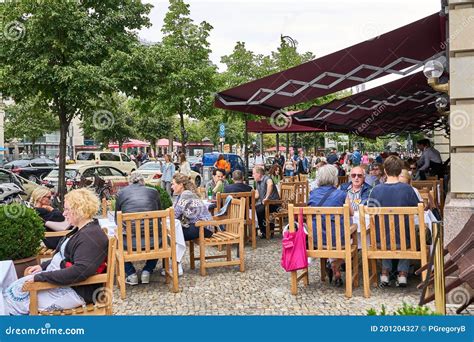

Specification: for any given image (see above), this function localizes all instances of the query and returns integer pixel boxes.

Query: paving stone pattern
[114,238,452,316]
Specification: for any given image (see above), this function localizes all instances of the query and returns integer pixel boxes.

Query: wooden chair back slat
[335,214,342,251]
[398,214,407,251]
[135,219,142,253]
[379,215,387,251]
[389,214,396,251]
[316,214,323,250]
[307,214,314,249]
[338,175,348,185]
[369,216,376,251]
[144,219,151,253]
[325,214,333,250]
[126,221,133,254]
[409,214,416,251]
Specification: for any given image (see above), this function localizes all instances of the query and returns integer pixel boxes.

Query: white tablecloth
[0,260,18,315]
[98,217,186,263]
[352,209,438,249]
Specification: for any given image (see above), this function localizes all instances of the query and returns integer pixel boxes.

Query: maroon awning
[246,118,324,133]
[292,71,445,138]
[215,13,445,117]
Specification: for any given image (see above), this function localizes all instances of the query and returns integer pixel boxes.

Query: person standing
[351,147,362,166]
[254,150,265,168]
[284,154,295,176]
[160,154,175,196]
[295,150,309,175]
[327,149,338,165]
[179,153,191,176]
[416,139,443,179]
[253,167,280,239]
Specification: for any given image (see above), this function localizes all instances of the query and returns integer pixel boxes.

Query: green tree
[1,0,152,203]
[159,0,216,153]
[4,97,58,156]
[81,93,137,151]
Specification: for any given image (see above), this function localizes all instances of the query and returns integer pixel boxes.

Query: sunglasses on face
[351,174,364,179]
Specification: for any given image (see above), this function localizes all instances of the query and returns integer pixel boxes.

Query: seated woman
[308,165,350,287]
[30,187,71,249]
[172,173,213,242]
[4,188,108,315]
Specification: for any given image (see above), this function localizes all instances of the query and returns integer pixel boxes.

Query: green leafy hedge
[146,184,173,209]
[367,303,438,316]
[0,204,45,260]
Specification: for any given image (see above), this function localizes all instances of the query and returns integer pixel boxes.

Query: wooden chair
[217,190,256,249]
[101,197,113,218]
[412,179,444,214]
[115,209,179,299]
[190,197,246,276]
[418,188,435,210]
[264,183,295,239]
[283,176,296,183]
[36,231,69,263]
[293,181,309,206]
[359,203,428,298]
[338,175,348,186]
[287,203,359,298]
[198,187,206,199]
[25,233,116,315]
[298,174,308,182]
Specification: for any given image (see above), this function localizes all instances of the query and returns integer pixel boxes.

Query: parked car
[0,168,40,200]
[202,152,246,183]
[75,151,136,175]
[138,160,202,187]
[43,164,129,195]
[187,156,203,174]
[3,158,57,183]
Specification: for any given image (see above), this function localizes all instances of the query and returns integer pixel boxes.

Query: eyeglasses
[350,174,364,179]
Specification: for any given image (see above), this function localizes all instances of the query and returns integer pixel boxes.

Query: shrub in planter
[0,204,45,261]
[145,184,173,209]
[367,303,438,316]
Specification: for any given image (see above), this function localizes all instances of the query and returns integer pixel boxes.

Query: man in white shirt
[254,150,265,167]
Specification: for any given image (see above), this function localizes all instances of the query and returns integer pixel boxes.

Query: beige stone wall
[448,0,474,196]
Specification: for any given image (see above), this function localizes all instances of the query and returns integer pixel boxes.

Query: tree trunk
[31,138,36,157]
[276,133,279,155]
[58,112,69,210]
[179,112,187,155]
[286,133,290,157]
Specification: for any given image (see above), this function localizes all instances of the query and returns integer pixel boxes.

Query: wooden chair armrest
[195,218,243,227]
[264,199,282,206]
[350,224,358,235]
[44,231,69,238]
[23,274,108,292]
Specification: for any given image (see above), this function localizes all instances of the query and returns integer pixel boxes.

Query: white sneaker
[397,275,407,287]
[125,273,138,285]
[160,263,183,276]
[141,270,151,284]
[380,274,390,286]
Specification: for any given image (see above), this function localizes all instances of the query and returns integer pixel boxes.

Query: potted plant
[145,184,173,209]
[0,204,45,277]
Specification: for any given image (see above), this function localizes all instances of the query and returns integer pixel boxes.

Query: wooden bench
[25,232,116,315]
[115,209,179,299]
[191,197,246,276]
[287,203,359,298]
[359,203,428,298]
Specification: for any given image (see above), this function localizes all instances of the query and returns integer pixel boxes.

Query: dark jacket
[224,182,252,193]
[34,220,108,304]
[115,183,162,239]
[339,182,372,206]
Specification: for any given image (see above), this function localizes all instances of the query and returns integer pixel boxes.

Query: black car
[3,158,57,183]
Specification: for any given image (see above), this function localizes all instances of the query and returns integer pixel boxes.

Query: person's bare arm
[45,220,70,231]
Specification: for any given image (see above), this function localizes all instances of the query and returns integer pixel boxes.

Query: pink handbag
[281,208,308,272]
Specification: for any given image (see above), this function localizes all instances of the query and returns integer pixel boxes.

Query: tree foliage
[0,0,153,203]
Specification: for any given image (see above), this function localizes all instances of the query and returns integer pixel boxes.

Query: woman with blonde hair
[4,188,108,315]
[30,187,70,249]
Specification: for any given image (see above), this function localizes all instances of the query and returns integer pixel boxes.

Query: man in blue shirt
[367,156,420,287]
[224,170,252,193]
[326,149,338,165]
[351,147,362,166]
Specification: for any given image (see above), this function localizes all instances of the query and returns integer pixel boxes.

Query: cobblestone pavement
[113,238,468,316]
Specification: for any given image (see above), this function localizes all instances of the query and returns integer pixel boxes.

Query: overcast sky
[139,0,442,72]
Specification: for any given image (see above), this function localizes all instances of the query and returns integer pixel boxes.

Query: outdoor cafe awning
[292,72,446,138]
[108,139,150,149]
[214,13,445,118]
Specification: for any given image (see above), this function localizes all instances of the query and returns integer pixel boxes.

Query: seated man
[224,170,252,193]
[115,172,161,286]
[205,168,227,200]
[253,167,280,239]
[339,166,372,212]
[367,156,420,287]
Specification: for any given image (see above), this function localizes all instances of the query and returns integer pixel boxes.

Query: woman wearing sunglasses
[30,187,71,249]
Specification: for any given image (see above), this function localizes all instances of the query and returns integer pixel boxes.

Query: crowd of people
[2,139,445,315]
